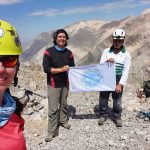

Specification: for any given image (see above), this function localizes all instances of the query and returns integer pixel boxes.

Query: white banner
[68,63,116,92]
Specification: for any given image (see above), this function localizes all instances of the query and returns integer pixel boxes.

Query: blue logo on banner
[82,69,103,88]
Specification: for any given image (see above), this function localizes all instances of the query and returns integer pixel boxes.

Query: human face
[0,56,17,92]
[56,33,67,48]
[113,39,124,50]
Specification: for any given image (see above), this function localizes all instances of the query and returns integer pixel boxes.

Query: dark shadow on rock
[71,114,98,119]
[67,105,76,119]
[68,104,117,121]
[94,104,99,117]
[67,105,99,119]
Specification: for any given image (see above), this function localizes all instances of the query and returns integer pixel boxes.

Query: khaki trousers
[47,85,69,134]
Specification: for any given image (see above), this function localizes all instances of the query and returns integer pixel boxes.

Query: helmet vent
[0,28,4,38]
[15,37,21,47]
[7,30,15,36]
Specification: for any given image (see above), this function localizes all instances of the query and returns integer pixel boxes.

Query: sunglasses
[0,56,18,67]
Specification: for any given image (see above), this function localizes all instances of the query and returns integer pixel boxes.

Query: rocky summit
[9,63,150,150]
[12,8,150,150]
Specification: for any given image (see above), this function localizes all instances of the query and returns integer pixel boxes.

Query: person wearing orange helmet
[0,20,26,150]
[98,29,131,127]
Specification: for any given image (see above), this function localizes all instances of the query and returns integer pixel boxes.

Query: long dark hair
[53,29,69,47]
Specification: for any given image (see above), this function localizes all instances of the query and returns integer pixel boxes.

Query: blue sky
[0,0,150,46]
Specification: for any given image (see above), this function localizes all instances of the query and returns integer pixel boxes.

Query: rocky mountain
[21,9,150,85]
[10,63,150,150]
[21,31,54,61]
[21,20,107,63]
[11,9,150,149]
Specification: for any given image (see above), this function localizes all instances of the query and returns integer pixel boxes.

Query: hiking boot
[98,117,107,125]
[61,123,71,129]
[45,132,59,142]
[114,118,123,127]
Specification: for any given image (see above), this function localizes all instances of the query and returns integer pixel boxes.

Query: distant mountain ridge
[21,9,150,85]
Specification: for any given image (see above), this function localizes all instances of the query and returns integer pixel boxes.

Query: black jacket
[43,46,75,88]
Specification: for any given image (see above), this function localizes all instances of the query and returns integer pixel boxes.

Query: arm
[69,52,75,67]
[42,50,70,74]
[51,65,69,74]
[115,52,131,93]
[100,49,107,64]
[119,52,131,86]
[42,50,52,74]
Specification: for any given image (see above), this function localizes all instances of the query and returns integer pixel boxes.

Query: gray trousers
[47,85,69,134]
[99,91,123,118]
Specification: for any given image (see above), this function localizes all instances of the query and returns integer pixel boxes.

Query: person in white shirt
[98,29,131,127]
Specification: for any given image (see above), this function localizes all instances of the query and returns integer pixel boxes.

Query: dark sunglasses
[0,56,18,67]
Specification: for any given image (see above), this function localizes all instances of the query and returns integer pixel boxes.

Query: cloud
[140,0,150,4]
[0,0,22,5]
[29,8,60,17]
[29,0,148,17]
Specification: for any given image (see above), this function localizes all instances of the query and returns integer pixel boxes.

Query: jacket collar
[109,45,126,53]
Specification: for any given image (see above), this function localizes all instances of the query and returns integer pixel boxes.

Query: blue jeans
[99,91,123,118]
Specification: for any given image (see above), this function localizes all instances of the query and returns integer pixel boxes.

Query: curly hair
[53,29,69,47]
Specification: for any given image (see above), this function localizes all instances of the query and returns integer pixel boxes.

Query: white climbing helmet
[112,29,125,39]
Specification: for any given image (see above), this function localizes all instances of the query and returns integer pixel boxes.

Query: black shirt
[43,46,75,88]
